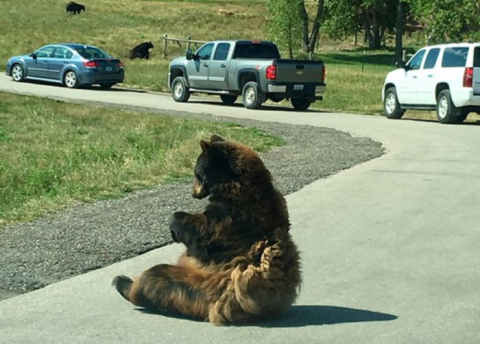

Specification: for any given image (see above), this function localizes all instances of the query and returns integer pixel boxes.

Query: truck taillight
[322,65,326,82]
[266,65,276,80]
[463,67,473,87]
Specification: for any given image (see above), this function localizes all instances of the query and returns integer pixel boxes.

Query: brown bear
[128,41,154,60]
[66,1,85,14]
[112,135,301,324]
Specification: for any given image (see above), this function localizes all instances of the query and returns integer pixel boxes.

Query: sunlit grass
[0,92,283,225]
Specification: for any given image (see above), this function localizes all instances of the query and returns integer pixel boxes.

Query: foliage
[265,0,303,58]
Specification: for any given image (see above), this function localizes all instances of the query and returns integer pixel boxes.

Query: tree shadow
[136,304,397,327]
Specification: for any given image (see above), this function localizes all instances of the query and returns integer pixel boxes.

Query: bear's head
[192,135,271,199]
[146,41,154,49]
[80,4,85,11]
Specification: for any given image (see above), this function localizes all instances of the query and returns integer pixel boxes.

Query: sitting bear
[66,1,85,14]
[129,41,154,60]
[113,135,301,324]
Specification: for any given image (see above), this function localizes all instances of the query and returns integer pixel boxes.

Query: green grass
[0,92,283,226]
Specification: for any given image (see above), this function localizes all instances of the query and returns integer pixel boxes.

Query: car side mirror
[395,61,406,69]
[30,53,37,59]
[186,49,193,60]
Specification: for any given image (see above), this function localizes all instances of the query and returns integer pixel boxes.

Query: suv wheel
[242,81,264,109]
[383,87,405,119]
[171,76,191,102]
[437,89,461,124]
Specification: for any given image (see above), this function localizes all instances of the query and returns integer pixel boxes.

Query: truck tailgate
[273,59,324,83]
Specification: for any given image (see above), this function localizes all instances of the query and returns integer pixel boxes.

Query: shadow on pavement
[135,304,397,327]
[188,100,327,113]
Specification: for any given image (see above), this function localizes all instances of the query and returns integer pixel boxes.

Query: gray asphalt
[0,75,479,343]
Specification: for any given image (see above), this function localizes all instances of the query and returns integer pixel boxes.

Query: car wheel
[11,64,25,82]
[242,81,264,109]
[99,83,115,90]
[171,76,190,102]
[291,98,311,111]
[436,89,461,124]
[383,87,405,119]
[64,70,80,89]
[220,95,238,105]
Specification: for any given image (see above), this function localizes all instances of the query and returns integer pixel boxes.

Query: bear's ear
[210,135,225,143]
[200,140,211,153]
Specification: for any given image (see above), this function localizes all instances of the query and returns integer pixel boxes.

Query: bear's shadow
[136,304,397,328]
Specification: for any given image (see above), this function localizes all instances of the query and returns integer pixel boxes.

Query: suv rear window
[233,43,280,59]
[441,47,468,67]
[474,47,480,67]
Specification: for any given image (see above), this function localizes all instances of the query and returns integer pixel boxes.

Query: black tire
[242,81,264,109]
[63,70,80,89]
[383,87,405,119]
[99,83,115,90]
[455,111,469,123]
[220,94,238,105]
[436,89,462,124]
[291,98,311,111]
[11,63,25,82]
[171,76,190,102]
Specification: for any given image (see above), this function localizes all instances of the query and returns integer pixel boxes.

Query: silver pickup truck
[168,40,326,111]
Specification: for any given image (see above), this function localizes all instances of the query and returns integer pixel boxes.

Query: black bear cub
[129,42,154,60]
[66,1,85,14]
[113,135,301,324]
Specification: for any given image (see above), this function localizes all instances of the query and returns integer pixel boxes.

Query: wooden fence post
[163,34,168,59]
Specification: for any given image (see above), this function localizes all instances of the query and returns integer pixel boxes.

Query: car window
[35,46,56,58]
[441,47,468,67]
[73,46,111,59]
[52,47,73,59]
[423,48,440,69]
[407,49,426,70]
[213,43,231,61]
[196,43,214,60]
[474,47,480,67]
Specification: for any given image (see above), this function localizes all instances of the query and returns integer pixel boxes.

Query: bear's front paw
[170,211,189,242]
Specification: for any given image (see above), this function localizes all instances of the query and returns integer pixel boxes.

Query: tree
[395,1,406,62]
[266,0,326,58]
[323,0,398,49]
[266,0,303,58]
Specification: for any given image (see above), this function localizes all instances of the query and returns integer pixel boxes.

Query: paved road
[0,76,479,343]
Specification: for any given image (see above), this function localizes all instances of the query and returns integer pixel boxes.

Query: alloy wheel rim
[12,65,23,81]
[245,87,255,105]
[65,72,76,87]
[438,97,448,118]
[385,93,396,114]
[174,82,184,98]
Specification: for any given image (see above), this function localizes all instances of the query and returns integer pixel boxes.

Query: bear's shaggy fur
[112,135,301,324]
[129,41,154,60]
[66,1,85,14]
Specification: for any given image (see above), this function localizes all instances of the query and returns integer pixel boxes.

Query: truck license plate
[294,84,304,91]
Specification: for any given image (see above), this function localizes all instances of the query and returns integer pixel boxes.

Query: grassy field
[0,0,417,116]
[0,91,283,225]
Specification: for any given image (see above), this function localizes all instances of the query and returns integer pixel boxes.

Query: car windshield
[73,46,111,59]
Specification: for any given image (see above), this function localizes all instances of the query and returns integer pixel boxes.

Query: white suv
[382,42,480,124]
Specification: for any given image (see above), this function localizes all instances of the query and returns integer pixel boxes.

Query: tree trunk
[395,1,405,61]
[299,0,325,54]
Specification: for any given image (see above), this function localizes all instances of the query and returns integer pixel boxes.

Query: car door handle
[63,62,68,64]
[202,63,208,68]
[428,74,433,77]
[220,64,226,68]
[412,75,417,78]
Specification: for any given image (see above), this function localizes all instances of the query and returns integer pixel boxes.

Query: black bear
[113,135,302,324]
[129,41,154,60]
[66,1,85,14]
